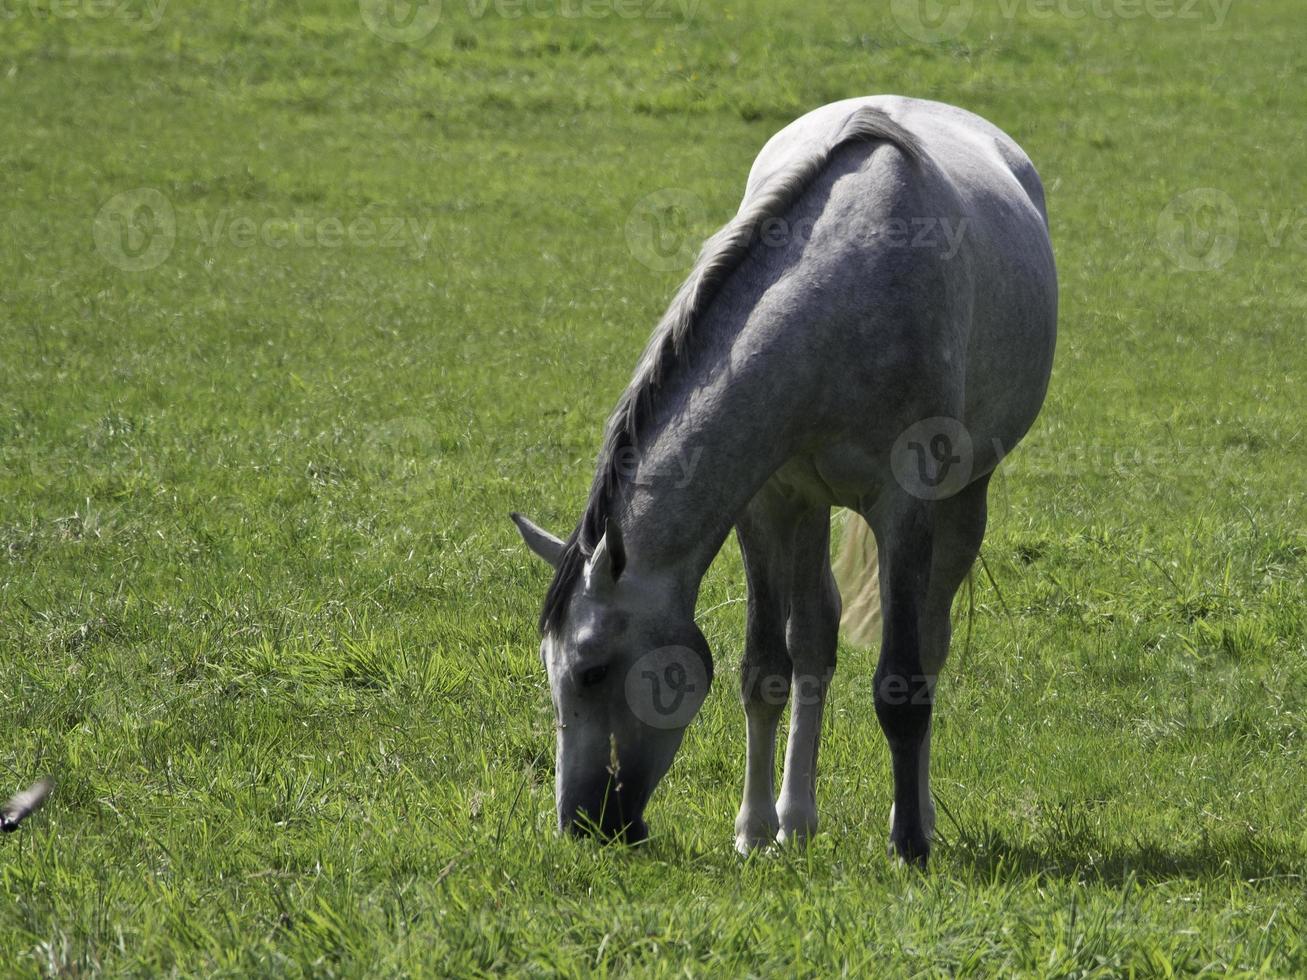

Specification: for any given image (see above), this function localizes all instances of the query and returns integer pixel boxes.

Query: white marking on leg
[776,672,827,844]
[735,708,781,853]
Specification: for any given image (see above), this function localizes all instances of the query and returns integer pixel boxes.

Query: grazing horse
[512,96,1056,866]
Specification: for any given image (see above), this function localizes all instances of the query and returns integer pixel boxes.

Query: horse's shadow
[941,827,1304,886]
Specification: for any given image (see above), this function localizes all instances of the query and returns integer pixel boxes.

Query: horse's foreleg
[733,494,797,854]
[776,508,839,845]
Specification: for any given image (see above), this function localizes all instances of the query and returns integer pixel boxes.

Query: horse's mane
[540,106,923,633]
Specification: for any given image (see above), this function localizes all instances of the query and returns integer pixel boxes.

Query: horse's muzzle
[559,771,650,845]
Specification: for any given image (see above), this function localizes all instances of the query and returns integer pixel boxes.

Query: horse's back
[746,96,1049,228]
[743,96,1057,499]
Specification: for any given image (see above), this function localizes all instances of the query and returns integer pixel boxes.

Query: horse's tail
[832,510,881,647]
[834,510,981,655]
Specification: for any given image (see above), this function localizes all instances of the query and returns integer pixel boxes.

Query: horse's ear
[510,512,565,569]
[588,517,627,585]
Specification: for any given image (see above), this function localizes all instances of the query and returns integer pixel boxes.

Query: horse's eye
[579,665,609,688]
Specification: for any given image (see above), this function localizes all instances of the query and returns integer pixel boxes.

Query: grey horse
[512,95,1056,866]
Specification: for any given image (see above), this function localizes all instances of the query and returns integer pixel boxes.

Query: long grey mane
[540,107,923,633]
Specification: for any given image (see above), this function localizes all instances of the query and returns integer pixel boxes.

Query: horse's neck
[615,323,806,603]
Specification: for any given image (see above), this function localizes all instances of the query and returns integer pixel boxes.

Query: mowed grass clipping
[1,0,1304,975]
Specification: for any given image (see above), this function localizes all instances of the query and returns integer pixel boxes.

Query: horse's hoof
[776,799,818,847]
[734,832,775,856]
[887,833,930,869]
[734,809,779,855]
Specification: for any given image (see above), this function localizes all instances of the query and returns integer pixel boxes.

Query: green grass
[1,0,1304,974]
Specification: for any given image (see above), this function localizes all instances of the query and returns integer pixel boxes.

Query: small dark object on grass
[1,777,53,832]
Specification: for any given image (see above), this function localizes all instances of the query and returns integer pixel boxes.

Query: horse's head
[511,512,712,843]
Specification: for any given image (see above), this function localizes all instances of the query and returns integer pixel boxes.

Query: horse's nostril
[621,817,650,845]
[563,811,648,845]
[563,817,590,839]
[560,785,650,846]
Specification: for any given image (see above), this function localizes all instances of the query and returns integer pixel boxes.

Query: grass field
[1,0,1304,974]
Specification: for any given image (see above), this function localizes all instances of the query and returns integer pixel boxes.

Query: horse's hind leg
[890,473,991,851]
[867,494,935,866]
[733,490,797,854]
[775,507,839,845]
